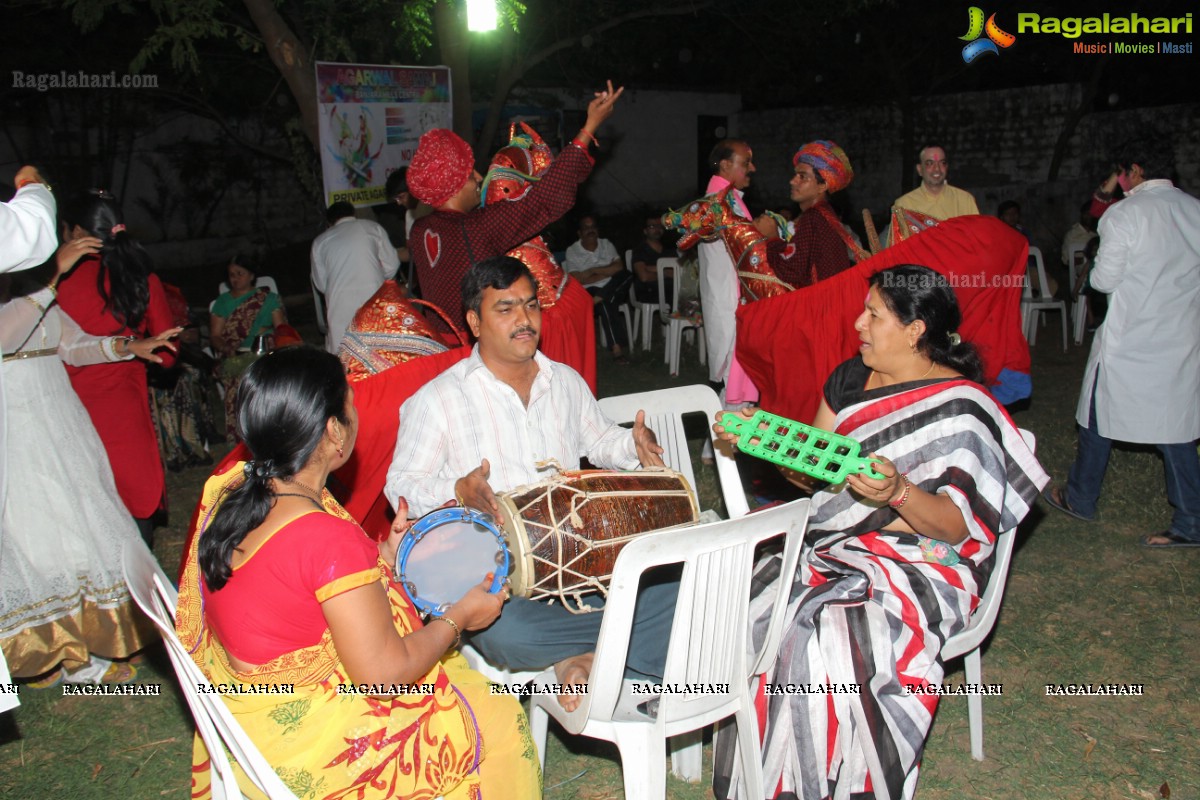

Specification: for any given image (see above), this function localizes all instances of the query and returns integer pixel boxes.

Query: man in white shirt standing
[385,255,674,708]
[564,215,634,363]
[310,201,400,353]
[1043,136,1200,548]
[698,140,758,407]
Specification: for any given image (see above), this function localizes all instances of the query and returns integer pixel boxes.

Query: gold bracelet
[434,616,461,649]
[888,473,912,509]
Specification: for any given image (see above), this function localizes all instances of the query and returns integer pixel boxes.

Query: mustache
[510,326,538,339]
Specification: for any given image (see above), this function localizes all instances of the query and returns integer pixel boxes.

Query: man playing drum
[385,256,677,709]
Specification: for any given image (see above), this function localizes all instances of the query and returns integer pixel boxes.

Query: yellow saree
[176,463,541,800]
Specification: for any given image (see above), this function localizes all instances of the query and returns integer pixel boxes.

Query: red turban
[408,128,474,207]
[793,140,854,194]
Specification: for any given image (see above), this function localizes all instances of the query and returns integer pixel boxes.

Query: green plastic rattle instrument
[719,410,885,483]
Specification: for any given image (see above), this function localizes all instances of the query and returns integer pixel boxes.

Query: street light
[467,0,496,31]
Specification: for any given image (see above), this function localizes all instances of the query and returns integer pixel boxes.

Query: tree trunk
[1047,56,1110,182]
[241,0,319,148]
[435,0,475,148]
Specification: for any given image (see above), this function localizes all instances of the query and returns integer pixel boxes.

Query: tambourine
[394,507,509,617]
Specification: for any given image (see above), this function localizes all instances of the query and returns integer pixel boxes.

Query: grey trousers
[465,568,679,680]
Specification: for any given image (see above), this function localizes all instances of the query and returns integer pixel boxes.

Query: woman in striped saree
[713,264,1048,799]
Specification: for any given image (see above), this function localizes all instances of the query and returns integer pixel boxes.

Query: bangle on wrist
[888,473,912,509]
[434,616,461,649]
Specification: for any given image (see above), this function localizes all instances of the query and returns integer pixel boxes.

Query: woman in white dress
[0,239,180,684]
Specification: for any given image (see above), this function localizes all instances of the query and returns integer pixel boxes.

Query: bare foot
[553,652,593,711]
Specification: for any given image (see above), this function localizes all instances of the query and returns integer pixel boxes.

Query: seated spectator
[630,216,675,304]
[178,346,540,799]
[998,200,1031,242]
[210,253,286,439]
[564,214,634,364]
[148,280,216,471]
[1061,200,1098,268]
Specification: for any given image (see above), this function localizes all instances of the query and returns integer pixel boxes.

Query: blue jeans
[466,568,678,680]
[1067,385,1200,541]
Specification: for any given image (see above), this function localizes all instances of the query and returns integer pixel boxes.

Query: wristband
[888,473,912,509]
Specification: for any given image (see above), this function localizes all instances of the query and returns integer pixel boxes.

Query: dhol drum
[395,507,509,616]
[497,468,698,612]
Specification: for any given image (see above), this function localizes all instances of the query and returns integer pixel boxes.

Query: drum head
[397,510,508,616]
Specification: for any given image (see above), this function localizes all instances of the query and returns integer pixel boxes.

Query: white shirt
[1076,179,1200,443]
[0,185,57,273]
[564,238,621,289]
[310,216,400,353]
[385,346,638,516]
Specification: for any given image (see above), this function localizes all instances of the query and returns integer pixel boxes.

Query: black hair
[1114,135,1174,181]
[385,168,408,202]
[916,145,947,164]
[707,139,748,175]
[997,200,1021,217]
[869,265,985,384]
[461,255,538,315]
[71,194,153,331]
[199,346,350,591]
[227,252,259,279]
[326,201,356,224]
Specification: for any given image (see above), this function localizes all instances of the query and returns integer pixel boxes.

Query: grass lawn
[2,315,1196,800]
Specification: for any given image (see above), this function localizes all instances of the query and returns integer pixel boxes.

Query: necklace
[871,361,937,388]
[273,476,324,504]
[273,492,326,511]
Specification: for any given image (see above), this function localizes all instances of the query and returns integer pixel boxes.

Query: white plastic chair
[122,541,299,799]
[528,499,811,800]
[629,249,664,352]
[939,428,1035,761]
[658,257,705,375]
[1019,247,1068,351]
[1066,242,1089,345]
[464,384,751,776]
[599,384,749,520]
[594,253,636,352]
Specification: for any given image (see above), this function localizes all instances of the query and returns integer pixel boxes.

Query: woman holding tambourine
[177,346,539,800]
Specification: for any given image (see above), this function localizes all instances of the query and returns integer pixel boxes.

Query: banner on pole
[315,62,453,208]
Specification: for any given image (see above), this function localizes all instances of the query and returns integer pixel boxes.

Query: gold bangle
[434,616,461,649]
[888,473,912,509]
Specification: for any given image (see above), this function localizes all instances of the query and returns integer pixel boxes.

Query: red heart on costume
[781,244,796,260]
[424,229,441,267]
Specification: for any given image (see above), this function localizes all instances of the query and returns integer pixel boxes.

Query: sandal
[27,669,64,689]
[1042,485,1094,522]
[100,661,139,684]
[1140,532,1200,549]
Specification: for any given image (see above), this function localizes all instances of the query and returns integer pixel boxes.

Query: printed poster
[315,61,452,207]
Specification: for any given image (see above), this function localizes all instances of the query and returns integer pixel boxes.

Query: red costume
[56,256,176,518]
[737,215,1031,424]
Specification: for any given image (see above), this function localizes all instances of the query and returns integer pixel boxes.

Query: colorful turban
[407,128,475,208]
[792,140,854,194]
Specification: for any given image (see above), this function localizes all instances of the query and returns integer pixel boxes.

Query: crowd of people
[2,76,1198,800]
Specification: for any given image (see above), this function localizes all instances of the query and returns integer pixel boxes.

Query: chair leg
[1027,311,1039,346]
[735,704,765,800]
[641,306,654,351]
[669,730,703,782]
[1059,308,1068,352]
[963,648,985,761]
[613,724,668,800]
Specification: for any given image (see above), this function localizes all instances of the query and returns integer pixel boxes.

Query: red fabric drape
[736,215,1029,424]
[180,284,597,577]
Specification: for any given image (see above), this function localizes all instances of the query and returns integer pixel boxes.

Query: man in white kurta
[1,167,58,712]
[697,140,758,406]
[310,202,400,353]
[1044,139,1200,547]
